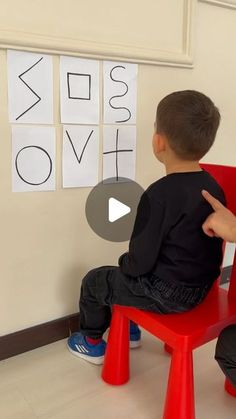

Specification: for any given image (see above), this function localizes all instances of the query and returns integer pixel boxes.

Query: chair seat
[114,287,236,350]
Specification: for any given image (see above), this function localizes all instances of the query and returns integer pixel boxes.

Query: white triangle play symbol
[108,197,131,223]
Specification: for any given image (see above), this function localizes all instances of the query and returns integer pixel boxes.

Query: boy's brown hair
[155,90,220,160]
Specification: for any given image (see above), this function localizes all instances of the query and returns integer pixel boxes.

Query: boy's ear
[154,133,166,153]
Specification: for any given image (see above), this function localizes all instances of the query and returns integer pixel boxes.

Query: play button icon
[85,177,149,242]
[108,198,131,223]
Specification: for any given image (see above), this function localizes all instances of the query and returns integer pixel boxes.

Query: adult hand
[202,190,236,242]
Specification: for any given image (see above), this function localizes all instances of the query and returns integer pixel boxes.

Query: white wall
[0,0,235,335]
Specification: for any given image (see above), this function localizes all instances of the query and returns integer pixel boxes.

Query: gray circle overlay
[85,177,148,242]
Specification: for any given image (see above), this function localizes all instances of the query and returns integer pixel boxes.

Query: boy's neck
[165,160,202,175]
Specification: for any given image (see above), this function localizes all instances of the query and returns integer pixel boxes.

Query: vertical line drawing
[108,66,132,123]
[115,128,119,180]
[103,128,133,181]
[16,57,43,121]
[65,129,94,164]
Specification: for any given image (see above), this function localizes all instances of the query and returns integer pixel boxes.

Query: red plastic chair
[102,164,236,419]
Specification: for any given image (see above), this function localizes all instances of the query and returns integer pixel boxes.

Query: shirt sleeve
[118,191,166,277]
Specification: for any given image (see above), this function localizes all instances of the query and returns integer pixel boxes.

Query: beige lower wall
[0,1,236,335]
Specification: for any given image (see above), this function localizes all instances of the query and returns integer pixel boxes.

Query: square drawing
[67,72,91,100]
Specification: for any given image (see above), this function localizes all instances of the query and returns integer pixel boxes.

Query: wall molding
[199,0,236,9]
[0,0,195,68]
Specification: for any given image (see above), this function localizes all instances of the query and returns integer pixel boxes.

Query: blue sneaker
[129,322,142,349]
[67,333,106,365]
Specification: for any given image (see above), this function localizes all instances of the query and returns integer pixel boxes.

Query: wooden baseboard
[0,313,79,361]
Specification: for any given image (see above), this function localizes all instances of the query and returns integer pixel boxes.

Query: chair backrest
[200,163,236,299]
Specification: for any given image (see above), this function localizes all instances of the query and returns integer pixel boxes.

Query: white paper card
[12,126,55,192]
[103,125,136,182]
[60,56,99,124]
[63,125,99,188]
[7,50,53,124]
[103,61,138,124]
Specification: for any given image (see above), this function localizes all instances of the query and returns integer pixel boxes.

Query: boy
[68,90,225,365]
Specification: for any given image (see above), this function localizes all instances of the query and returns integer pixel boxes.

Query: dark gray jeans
[215,324,236,387]
[79,266,211,339]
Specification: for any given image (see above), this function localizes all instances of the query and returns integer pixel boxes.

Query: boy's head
[153,90,220,162]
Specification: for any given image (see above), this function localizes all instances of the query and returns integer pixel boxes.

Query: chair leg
[102,307,130,385]
[163,349,195,419]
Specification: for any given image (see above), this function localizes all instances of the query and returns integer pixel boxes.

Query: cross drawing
[103,129,133,181]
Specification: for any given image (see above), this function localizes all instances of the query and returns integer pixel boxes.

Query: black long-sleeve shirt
[119,170,225,287]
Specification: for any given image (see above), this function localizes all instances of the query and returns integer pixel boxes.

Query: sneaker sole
[130,340,142,349]
[67,344,105,365]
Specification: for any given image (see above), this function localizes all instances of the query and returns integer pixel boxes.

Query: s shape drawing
[109,65,131,123]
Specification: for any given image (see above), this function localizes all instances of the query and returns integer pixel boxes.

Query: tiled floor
[0,329,235,419]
